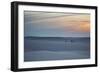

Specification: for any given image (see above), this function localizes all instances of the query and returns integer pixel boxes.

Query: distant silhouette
[65,39,73,43]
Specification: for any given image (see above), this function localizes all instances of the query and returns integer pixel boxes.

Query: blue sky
[24,11,90,37]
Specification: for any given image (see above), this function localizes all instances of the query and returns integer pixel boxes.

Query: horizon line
[24,36,90,38]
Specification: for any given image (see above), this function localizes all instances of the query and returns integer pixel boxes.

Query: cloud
[24,11,90,37]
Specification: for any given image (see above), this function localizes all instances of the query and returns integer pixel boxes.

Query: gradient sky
[24,11,90,37]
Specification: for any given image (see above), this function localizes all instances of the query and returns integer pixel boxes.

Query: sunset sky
[24,11,90,37]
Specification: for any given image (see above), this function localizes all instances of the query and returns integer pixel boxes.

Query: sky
[24,11,90,37]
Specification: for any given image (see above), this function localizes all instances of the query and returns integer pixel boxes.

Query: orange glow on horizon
[79,22,90,32]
